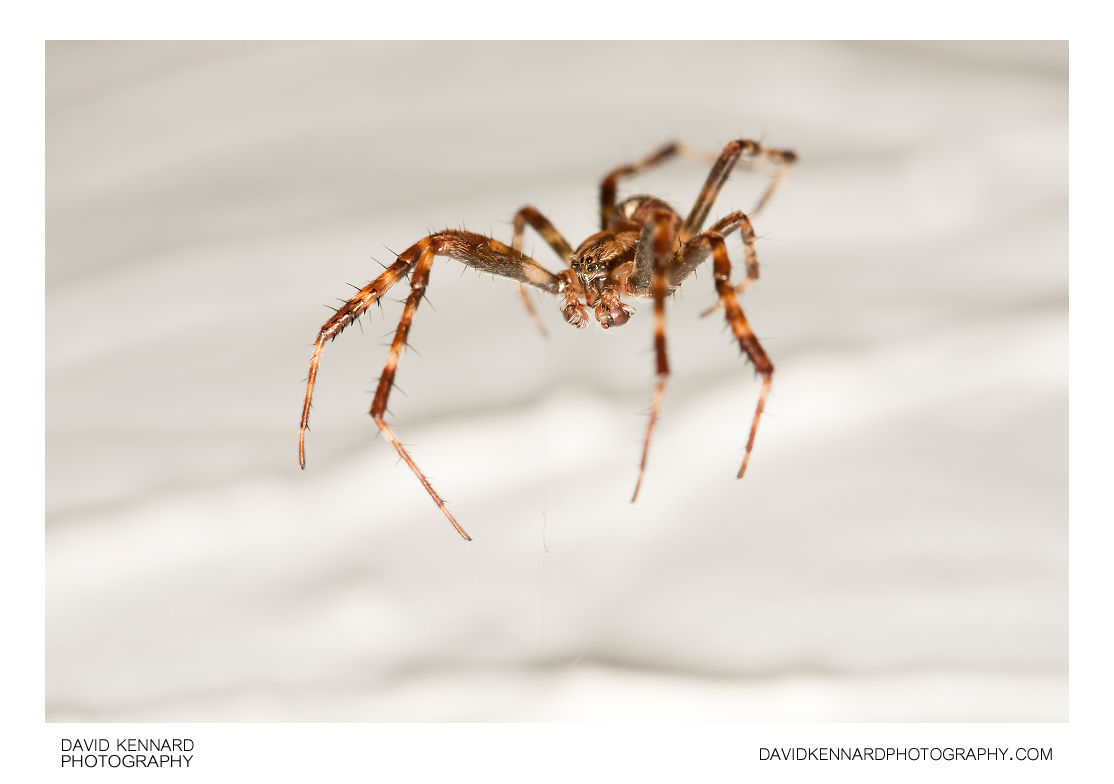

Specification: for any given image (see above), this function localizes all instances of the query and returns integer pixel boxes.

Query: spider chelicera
[299,138,798,540]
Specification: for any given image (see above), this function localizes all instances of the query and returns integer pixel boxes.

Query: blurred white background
[46,41,1066,721]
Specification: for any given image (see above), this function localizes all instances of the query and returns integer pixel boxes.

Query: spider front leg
[631,210,679,502]
[511,205,574,337]
[299,254,413,470]
[371,231,562,540]
[686,231,775,480]
[300,230,560,540]
[369,240,473,540]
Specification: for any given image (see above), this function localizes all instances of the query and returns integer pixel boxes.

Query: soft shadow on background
[46,41,1066,721]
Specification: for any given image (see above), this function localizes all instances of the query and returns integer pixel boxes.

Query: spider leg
[371,232,558,539]
[599,141,724,230]
[671,210,760,302]
[515,286,547,336]
[370,241,471,540]
[513,205,575,259]
[626,207,682,295]
[300,229,560,539]
[680,139,797,242]
[699,232,774,479]
[630,210,679,502]
[299,255,412,470]
[511,205,575,337]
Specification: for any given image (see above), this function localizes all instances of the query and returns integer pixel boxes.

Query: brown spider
[299,139,797,540]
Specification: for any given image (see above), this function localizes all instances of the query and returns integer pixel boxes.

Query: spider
[299,138,797,540]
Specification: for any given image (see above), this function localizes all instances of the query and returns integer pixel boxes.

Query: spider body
[299,139,797,540]
[565,197,679,329]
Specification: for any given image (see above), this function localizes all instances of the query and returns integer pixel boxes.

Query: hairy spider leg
[750,151,796,216]
[617,199,683,295]
[704,211,760,284]
[599,141,683,230]
[693,231,774,479]
[674,210,765,319]
[299,255,413,470]
[299,230,559,540]
[511,205,575,337]
[680,139,797,242]
[630,210,680,502]
[368,241,473,540]
[671,210,760,292]
[370,232,559,539]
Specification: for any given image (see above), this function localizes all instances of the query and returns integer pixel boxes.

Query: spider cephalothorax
[299,139,797,540]
[572,231,637,281]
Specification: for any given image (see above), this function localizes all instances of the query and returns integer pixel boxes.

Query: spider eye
[576,250,607,279]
